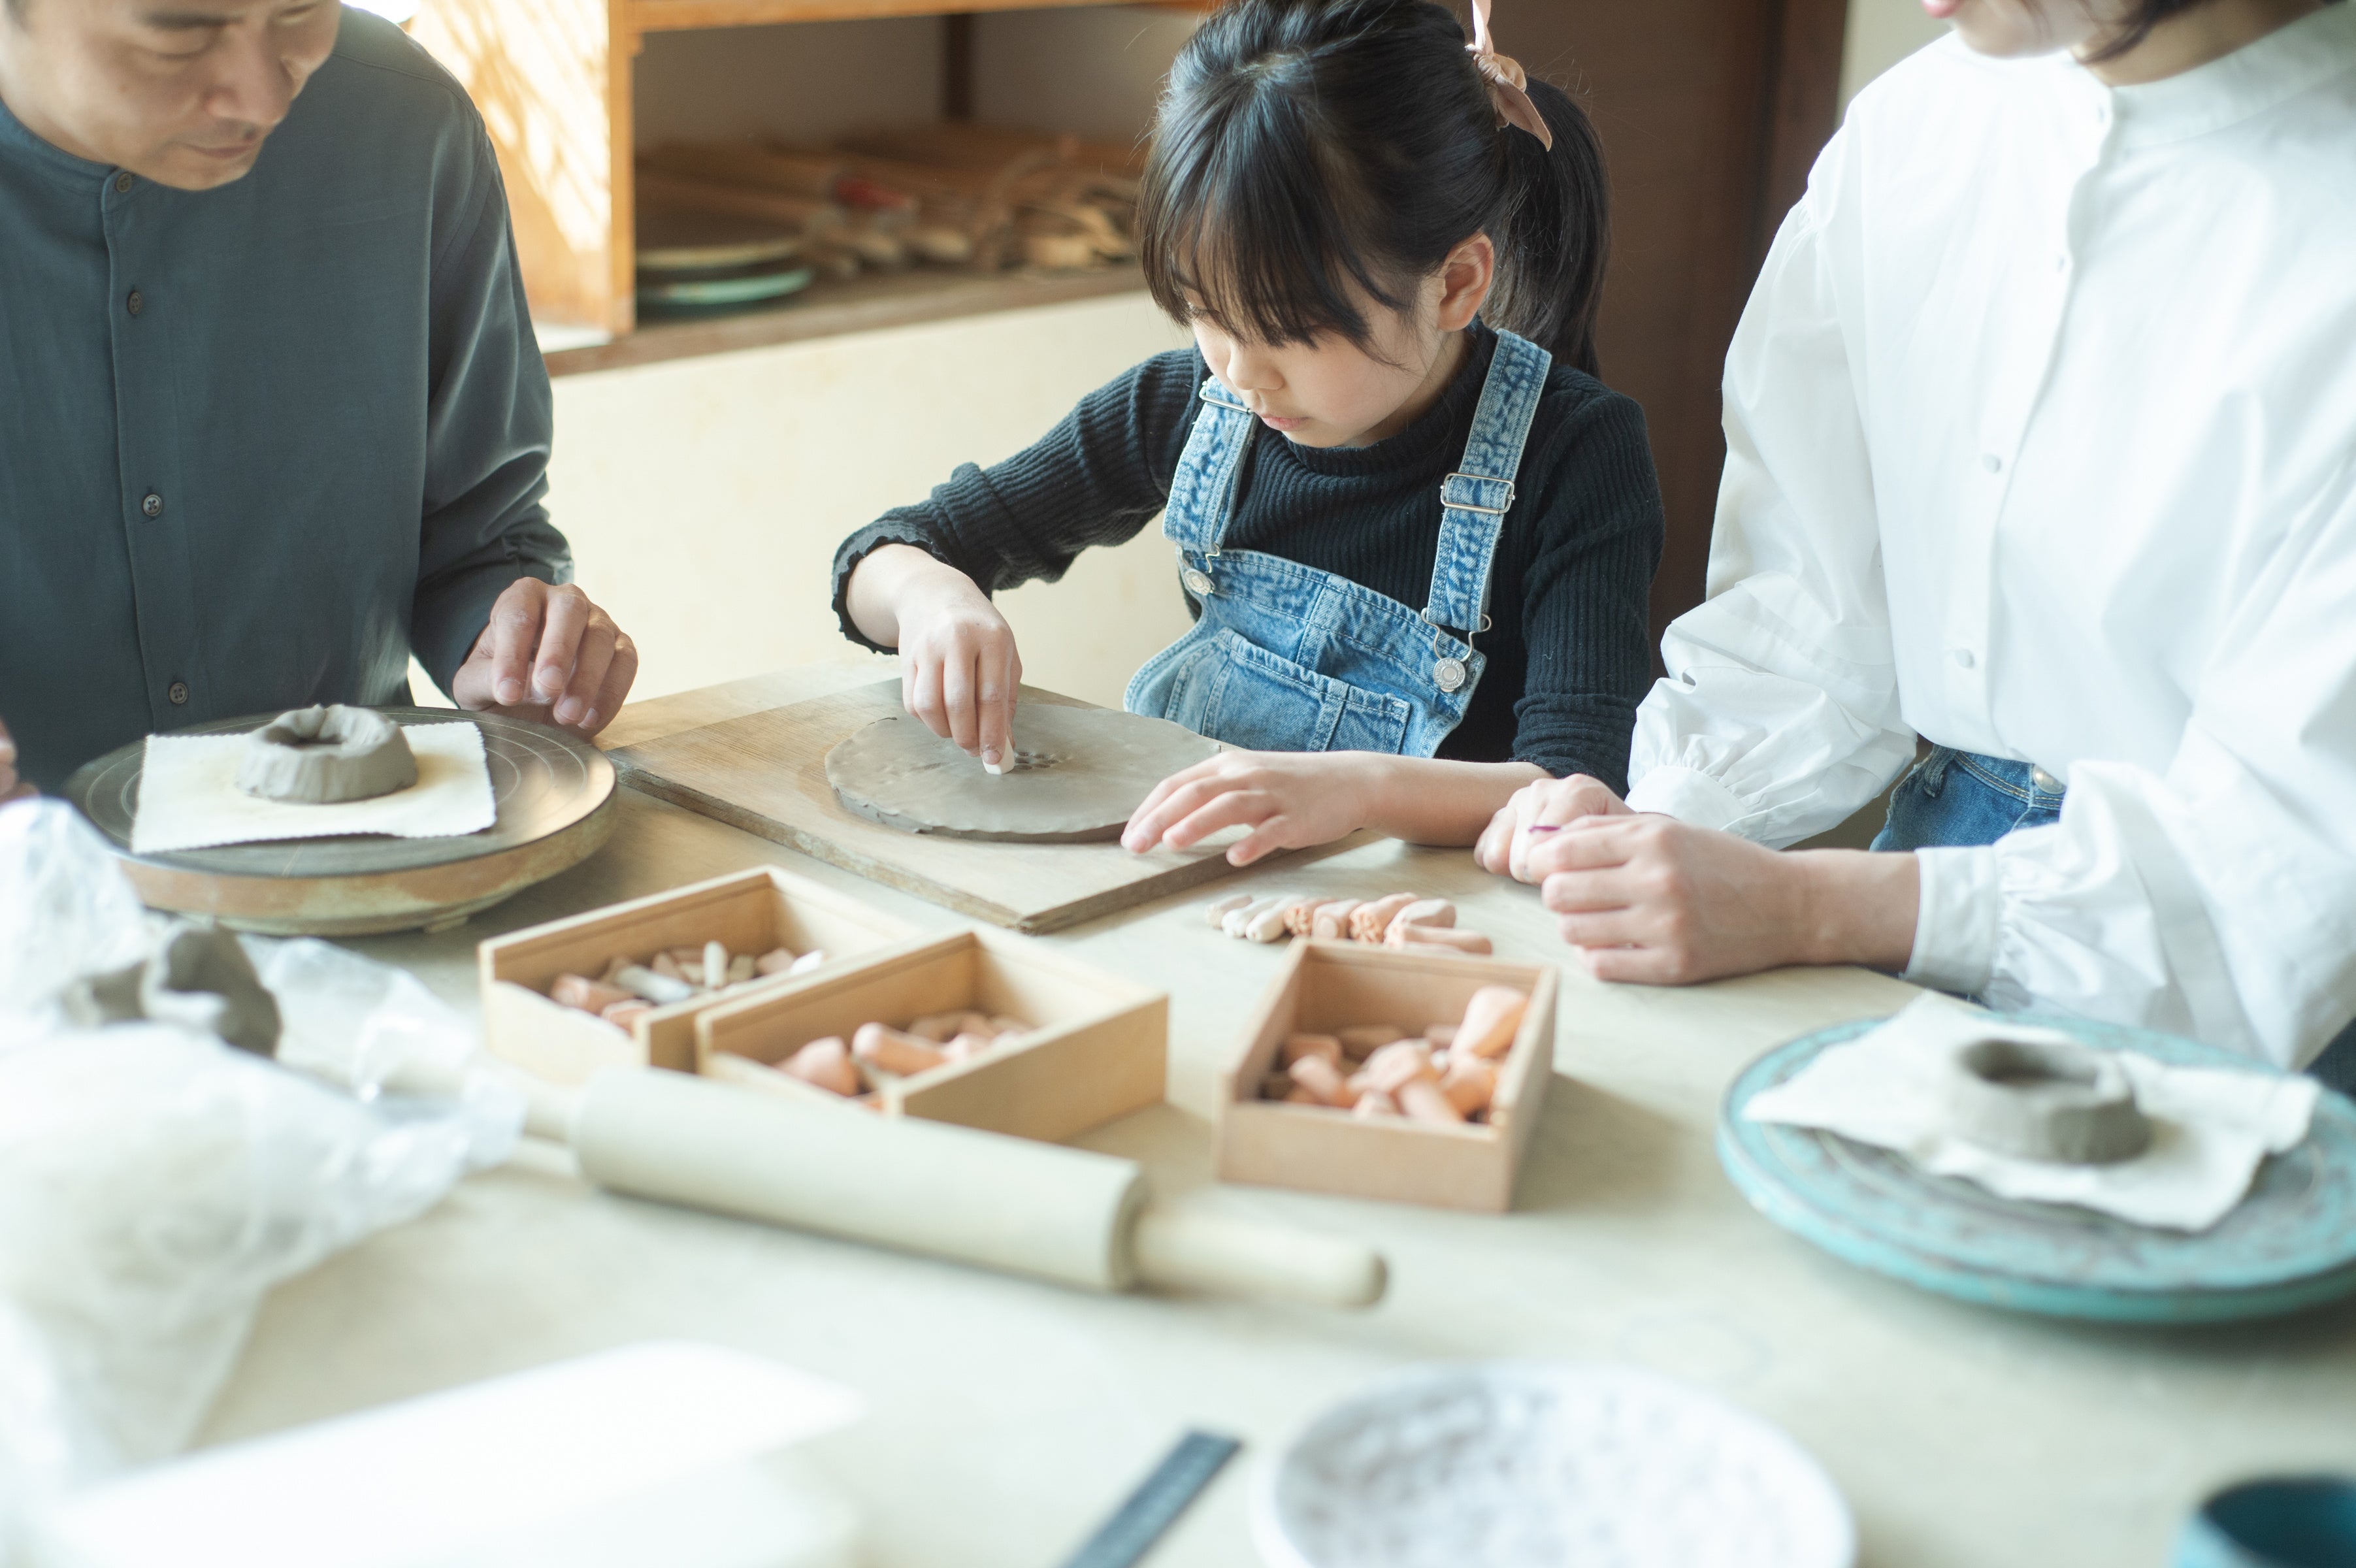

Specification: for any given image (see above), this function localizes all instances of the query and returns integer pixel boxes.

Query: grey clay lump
[236,704,418,803]
[1942,1037,2152,1166]
[63,919,283,1057]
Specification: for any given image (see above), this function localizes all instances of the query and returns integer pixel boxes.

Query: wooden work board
[611,681,1338,932]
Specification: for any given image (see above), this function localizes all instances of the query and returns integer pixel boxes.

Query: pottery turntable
[65,707,618,936]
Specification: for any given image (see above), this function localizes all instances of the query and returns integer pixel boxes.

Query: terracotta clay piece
[758,1010,1038,1102]
[1256,987,1530,1126]
[1202,889,1491,955]
[235,704,419,804]
[62,919,283,1057]
[1944,1037,2153,1166]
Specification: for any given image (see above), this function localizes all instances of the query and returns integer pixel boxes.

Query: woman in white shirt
[1479,0,2356,1087]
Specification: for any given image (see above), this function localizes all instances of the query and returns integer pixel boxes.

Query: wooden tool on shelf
[513,1066,1388,1311]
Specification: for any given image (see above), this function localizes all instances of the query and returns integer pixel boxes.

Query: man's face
[0,0,340,189]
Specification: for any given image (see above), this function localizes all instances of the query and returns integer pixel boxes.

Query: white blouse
[1626,5,2356,1069]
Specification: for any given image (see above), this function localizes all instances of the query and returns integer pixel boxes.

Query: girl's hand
[1522,816,1918,984]
[850,546,1023,770]
[1473,773,1632,883]
[1122,751,1381,866]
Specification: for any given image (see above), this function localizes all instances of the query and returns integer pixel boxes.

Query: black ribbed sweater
[831,323,1665,789]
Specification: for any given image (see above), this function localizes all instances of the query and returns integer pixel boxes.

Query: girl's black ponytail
[1488,78,1611,376]
[1139,0,1612,376]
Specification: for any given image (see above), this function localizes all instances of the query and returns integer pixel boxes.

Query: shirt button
[127,290,144,316]
[141,492,164,518]
[1952,648,1977,670]
[2031,766,2063,793]
[1980,453,2003,474]
[167,681,189,706]
[114,172,133,193]
[1433,657,1467,693]
[1181,568,1214,596]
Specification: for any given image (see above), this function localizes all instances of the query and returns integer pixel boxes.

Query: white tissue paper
[1742,992,2317,1232]
[0,799,522,1561]
[130,722,495,855]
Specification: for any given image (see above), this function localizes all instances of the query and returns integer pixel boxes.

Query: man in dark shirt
[0,0,634,791]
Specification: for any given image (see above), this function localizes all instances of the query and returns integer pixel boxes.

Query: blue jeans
[1876,747,2356,1094]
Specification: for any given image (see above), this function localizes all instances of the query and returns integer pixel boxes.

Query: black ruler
[1055,1429,1244,1568]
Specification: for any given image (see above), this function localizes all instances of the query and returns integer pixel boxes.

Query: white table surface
[199,667,2356,1567]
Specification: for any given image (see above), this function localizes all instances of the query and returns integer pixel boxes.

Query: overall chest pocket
[1198,630,1414,755]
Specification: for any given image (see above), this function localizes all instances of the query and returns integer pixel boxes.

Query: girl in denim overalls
[834,0,1663,866]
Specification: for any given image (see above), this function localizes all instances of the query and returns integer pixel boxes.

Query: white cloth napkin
[1743,992,2318,1232]
[131,722,497,854]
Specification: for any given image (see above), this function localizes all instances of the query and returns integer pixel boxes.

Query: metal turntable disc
[64,707,617,936]
[1718,1015,2356,1323]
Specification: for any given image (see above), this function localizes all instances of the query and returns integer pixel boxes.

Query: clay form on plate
[62,919,283,1056]
[235,705,418,804]
[825,705,1219,843]
[1944,1037,2151,1165]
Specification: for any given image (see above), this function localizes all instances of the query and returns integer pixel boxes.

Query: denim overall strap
[1422,329,1552,652]
[1160,375,1258,558]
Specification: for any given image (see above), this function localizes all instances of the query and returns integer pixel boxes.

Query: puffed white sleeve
[1624,137,1917,848]
[1913,457,2356,1070]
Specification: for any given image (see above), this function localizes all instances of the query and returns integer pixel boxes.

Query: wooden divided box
[1218,940,1560,1212]
[478,866,917,1083]
[694,928,1166,1145]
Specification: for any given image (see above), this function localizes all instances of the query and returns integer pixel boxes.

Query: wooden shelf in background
[630,0,1209,29]
[545,262,1149,376]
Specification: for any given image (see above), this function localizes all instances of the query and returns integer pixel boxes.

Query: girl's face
[1186,235,1496,450]
[1924,0,2123,57]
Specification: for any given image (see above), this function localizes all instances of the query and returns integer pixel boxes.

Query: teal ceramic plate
[1718,1016,2356,1323]
[635,265,815,309]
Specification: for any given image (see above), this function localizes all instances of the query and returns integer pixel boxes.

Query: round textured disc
[1718,1016,2356,1323]
[63,707,617,936]
[825,705,1220,843]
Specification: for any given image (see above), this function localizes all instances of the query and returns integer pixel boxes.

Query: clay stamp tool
[1055,1430,1241,1568]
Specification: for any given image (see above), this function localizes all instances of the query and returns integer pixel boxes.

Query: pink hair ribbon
[1467,0,1554,150]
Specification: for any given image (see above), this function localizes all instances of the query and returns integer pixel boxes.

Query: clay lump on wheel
[235,704,419,804]
[1942,1036,2152,1166]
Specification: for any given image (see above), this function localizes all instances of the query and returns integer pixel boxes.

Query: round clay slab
[826,705,1219,843]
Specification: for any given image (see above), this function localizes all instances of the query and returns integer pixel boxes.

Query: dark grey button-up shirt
[0,10,569,789]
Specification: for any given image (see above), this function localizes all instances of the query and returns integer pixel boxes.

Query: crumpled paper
[1743,992,2317,1231]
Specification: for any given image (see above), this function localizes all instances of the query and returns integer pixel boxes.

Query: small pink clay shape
[1350,894,1419,943]
[1366,1042,1464,1126]
[853,1022,950,1076]
[600,999,654,1028]
[551,973,634,1014]
[783,1036,861,1096]
[1455,987,1530,1061]
[943,1031,996,1063]
[908,1010,989,1043]
[1389,924,1493,955]
[1311,901,1364,940]
[1352,1090,1403,1119]
[1441,1056,1497,1116]
[1287,1054,1358,1108]
[1392,898,1456,930]
[1281,1032,1343,1067]
[1284,898,1339,937]
[755,947,798,977]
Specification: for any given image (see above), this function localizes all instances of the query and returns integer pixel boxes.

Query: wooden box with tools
[693,928,1166,1145]
[478,867,918,1083]
[1217,941,1560,1212]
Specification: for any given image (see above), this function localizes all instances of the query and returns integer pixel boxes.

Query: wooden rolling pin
[517,1068,1386,1310]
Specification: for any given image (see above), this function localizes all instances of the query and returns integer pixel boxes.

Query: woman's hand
[1123,751,1383,866]
[847,545,1022,770]
[0,715,32,803]
[1523,816,1919,984]
[1473,773,1633,883]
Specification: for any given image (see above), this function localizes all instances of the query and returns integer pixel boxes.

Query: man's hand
[1473,773,1634,883]
[450,579,637,736]
[1524,815,1919,985]
[0,715,32,803]
[845,545,1023,771]
[1123,751,1382,866]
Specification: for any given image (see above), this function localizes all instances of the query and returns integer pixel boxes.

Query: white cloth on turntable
[131,722,497,854]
